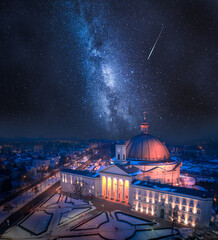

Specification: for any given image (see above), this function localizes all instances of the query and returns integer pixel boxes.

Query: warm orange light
[193,207,196,214]
[113,178,117,199]
[102,176,106,197]
[124,180,129,202]
[108,177,112,198]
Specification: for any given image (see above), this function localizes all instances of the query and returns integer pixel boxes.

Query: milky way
[0,0,218,143]
[57,1,147,135]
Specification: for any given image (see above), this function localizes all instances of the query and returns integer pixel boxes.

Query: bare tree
[171,207,178,233]
[71,180,89,199]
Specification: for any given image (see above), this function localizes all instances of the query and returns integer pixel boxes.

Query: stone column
[105,176,108,198]
[116,179,119,201]
[111,178,113,200]
[122,180,125,203]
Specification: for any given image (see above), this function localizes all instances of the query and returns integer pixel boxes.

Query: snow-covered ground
[75,212,108,230]
[195,177,216,182]
[180,174,195,188]
[130,228,178,239]
[64,211,177,240]
[20,211,52,235]
[3,198,179,240]
[180,157,218,178]
[2,193,94,239]
[116,212,151,225]
[59,207,90,225]
[41,193,61,207]
[0,173,60,223]
[178,227,194,238]
[66,196,88,205]
[3,193,178,240]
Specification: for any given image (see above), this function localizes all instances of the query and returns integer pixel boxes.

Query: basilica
[61,117,213,227]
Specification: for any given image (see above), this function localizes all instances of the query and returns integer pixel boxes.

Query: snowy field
[3,193,177,240]
[115,212,151,225]
[42,193,61,207]
[129,228,178,239]
[68,211,175,240]
[19,211,52,235]
[59,207,91,225]
[66,196,88,205]
[75,212,108,230]
[0,173,60,223]
[2,193,94,239]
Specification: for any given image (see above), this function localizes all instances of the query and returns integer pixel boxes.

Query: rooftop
[126,134,170,162]
[132,179,214,199]
[61,169,100,178]
[115,163,141,176]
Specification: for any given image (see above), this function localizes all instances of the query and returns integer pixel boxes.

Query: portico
[102,176,129,202]
[100,164,135,203]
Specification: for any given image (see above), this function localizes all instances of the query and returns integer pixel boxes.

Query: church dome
[125,114,170,162]
[125,133,170,161]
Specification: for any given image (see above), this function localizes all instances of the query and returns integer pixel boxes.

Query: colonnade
[102,176,129,203]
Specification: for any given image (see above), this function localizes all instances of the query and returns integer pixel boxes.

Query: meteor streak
[147,25,164,60]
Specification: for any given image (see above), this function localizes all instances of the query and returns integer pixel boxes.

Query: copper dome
[125,133,170,161]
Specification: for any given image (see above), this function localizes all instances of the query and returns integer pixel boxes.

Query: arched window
[118,154,120,160]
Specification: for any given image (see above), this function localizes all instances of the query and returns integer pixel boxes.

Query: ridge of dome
[125,133,170,161]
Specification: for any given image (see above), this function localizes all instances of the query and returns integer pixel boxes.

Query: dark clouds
[0,0,217,144]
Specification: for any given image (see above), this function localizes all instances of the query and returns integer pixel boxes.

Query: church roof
[61,169,100,178]
[126,133,170,162]
[99,163,141,177]
[132,179,213,199]
[125,116,171,162]
[114,164,141,176]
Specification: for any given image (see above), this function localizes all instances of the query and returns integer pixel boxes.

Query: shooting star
[147,25,164,60]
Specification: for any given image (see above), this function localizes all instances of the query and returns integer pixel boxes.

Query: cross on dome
[143,111,147,120]
[141,112,149,134]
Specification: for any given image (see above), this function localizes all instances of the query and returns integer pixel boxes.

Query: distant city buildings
[32,158,50,171]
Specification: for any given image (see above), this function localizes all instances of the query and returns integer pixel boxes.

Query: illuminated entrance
[102,176,129,203]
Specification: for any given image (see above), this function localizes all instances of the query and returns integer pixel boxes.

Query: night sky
[0,0,218,144]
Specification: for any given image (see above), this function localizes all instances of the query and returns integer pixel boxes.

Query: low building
[32,158,50,170]
[131,179,213,228]
[26,166,37,177]
[61,169,101,197]
[48,156,61,168]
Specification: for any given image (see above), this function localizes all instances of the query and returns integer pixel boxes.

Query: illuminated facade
[61,117,213,227]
